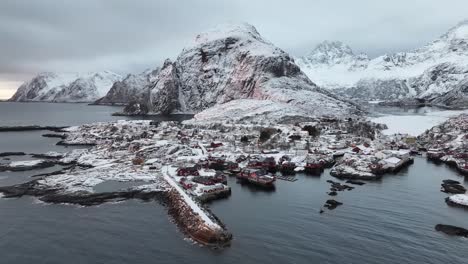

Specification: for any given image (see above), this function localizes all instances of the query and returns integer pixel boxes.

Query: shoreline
[0,125,68,132]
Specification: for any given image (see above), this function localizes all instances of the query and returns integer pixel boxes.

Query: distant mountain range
[296,20,468,108]
[9,20,468,122]
[9,71,121,103]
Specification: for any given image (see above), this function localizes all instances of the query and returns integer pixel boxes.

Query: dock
[276,175,298,182]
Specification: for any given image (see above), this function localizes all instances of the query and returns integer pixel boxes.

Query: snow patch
[371,109,468,136]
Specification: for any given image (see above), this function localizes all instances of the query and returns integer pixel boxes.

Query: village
[0,114,467,246]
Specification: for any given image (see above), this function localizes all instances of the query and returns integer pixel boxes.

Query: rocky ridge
[297,20,468,108]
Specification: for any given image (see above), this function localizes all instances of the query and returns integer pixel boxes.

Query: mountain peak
[444,19,468,40]
[194,22,262,45]
[314,41,354,54]
[302,40,368,66]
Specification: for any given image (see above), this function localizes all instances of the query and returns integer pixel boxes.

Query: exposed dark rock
[0,126,68,132]
[0,179,166,206]
[0,180,55,198]
[40,190,166,206]
[31,166,73,178]
[443,179,461,185]
[31,153,64,159]
[441,181,466,194]
[328,191,338,196]
[56,141,96,147]
[346,180,366,185]
[0,152,26,157]
[327,180,355,191]
[324,199,343,210]
[435,224,468,237]
[42,133,67,139]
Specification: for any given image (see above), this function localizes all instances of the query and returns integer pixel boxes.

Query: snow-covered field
[371,109,468,136]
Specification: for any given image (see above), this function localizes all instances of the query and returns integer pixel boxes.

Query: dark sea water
[0,102,467,264]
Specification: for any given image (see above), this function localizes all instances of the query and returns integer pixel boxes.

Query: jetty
[162,166,232,247]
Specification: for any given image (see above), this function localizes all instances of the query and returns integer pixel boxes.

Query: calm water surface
[0,102,467,264]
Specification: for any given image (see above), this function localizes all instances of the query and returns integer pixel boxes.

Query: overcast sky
[1,0,467,98]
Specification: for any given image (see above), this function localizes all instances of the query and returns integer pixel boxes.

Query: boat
[237,168,276,187]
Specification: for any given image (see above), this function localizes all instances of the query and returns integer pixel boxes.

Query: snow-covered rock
[297,20,468,107]
[446,194,468,208]
[190,99,335,124]
[0,159,55,171]
[95,68,159,105]
[120,23,361,119]
[9,71,122,102]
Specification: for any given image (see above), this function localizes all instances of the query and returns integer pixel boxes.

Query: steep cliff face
[133,23,361,120]
[431,77,468,108]
[297,20,468,107]
[95,68,159,105]
[10,71,121,103]
[148,60,180,114]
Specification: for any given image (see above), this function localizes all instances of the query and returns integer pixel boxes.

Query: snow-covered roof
[383,157,402,164]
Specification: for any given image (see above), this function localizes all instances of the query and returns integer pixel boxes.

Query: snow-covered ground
[371,109,468,136]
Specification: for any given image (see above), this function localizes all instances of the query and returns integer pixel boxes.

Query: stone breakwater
[162,166,232,247]
[166,189,232,248]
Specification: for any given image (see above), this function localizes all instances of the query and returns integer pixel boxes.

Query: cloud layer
[1,0,468,98]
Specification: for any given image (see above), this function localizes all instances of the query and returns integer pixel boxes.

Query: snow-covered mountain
[94,68,159,105]
[297,20,468,108]
[116,23,361,121]
[9,71,122,103]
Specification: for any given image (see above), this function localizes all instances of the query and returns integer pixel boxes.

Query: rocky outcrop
[324,199,343,210]
[441,180,466,194]
[0,179,166,206]
[435,224,468,237]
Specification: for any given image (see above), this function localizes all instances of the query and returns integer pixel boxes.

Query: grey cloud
[1,0,468,84]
